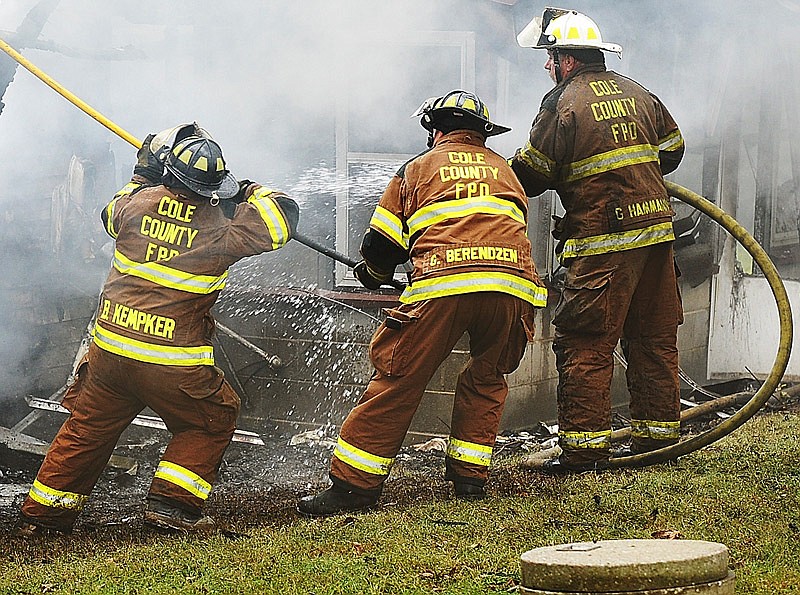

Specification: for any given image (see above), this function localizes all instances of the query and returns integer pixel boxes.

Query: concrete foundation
[519,539,733,594]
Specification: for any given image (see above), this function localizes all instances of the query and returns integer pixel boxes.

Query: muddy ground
[1,385,797,542]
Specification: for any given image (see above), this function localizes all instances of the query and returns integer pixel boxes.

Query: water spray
[0,36,404,291]
[0,36,792,467]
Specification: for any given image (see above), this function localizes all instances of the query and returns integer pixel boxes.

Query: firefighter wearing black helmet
[298,90,547,517]
[17,132,299,535]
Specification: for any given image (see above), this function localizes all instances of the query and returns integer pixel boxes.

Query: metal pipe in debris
[26,397,265,445]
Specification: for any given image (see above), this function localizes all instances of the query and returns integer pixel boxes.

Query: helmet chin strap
[552,50,563,84]
[426,129,435,148]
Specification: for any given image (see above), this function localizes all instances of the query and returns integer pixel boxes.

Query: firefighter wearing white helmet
[510,8,686,472]
[298,90,547,516]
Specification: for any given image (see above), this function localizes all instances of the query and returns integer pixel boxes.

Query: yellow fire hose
[608,183,794,467]
[0,37,794,467]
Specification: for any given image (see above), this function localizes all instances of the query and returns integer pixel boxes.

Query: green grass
[3,412,800,594]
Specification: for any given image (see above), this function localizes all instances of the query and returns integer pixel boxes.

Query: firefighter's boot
[144,498,215,533]
[297,485,379,517]
[453,482,486,500]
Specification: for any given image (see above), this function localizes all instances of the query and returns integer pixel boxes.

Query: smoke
[0,0,798,412]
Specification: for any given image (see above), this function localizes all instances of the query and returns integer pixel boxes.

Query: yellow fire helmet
[517,7,622,56]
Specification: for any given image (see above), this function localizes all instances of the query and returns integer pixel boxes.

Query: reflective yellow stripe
[560,222,674,260]
[564,143,660,182]
[93,324,214,366]
[630,419,680,440]
[518,142,555,179]
[114,181,141,198]
[370,206,408,249]
[333,437,394,476]
[407,196,525,237]
[104,197,121,238]
[400,271,547,307]
[249,188,290,249]
[446,437,492,467]
[28,479,88,510]
[113,249,228,294]
[154,461,212,500]
[659,129,684,152]
[560,430,612,450]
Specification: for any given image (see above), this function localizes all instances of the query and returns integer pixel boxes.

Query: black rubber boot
[144,498,215,532]
[536,455,610,474]
[297,485,379,517]
[453,482,486,500]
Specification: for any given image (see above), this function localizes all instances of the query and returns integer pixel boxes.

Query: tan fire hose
[0,37,794,467]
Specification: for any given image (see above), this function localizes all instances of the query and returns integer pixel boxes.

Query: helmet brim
[168,165,239,199]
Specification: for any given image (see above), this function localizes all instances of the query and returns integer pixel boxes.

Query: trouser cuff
[330,475,383,498]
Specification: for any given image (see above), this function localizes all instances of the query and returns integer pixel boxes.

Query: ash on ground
[2,384,797,538]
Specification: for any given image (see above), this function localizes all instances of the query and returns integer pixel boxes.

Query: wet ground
[1,386,797,537]
[0,419,553,536]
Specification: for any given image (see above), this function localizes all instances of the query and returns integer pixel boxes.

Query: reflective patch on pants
[631,419,680,440]
[446,437,492,467]
[154,461,212,500]
[333,437,394,476]
[28,479,89,510]
[559,429,612,450]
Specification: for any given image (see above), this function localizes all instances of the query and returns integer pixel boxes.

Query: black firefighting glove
[551,214,567,256]
[354,260,393,290]
[233,179,256,203]
[133,133,163,182]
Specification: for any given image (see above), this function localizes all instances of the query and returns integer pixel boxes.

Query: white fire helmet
[516,7,622,56]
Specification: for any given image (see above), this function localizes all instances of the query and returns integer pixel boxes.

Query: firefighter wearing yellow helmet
[298,90,547,516]
[510,8,686,471]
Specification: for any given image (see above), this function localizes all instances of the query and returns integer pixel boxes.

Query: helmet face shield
[516,7,571,49]
[149,122,211,163]
[517,6,622,55]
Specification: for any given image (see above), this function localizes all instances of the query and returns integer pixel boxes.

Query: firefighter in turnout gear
[298,90,548,516]
[17,133,299,534]
[510,8,686,471]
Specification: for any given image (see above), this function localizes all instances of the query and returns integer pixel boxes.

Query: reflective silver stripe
[446,437,492,467]
[400,271,547,307]
[407,196,525,237]
[93,324,214,366]
[333,437,394,476]
[154,461,212,500]
[370,206,408,249]
[659,129,684,152]
[560,430,612,450]
[113,249,228,294]
[518,142,555,178]
[249,189,290,249]
[564,143,659,182]
[28,479,88,510]
[630,419,680,440]
[561,222,675,260]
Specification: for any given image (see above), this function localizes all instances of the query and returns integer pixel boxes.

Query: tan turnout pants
[330,292,535,493]
[552,242,683,465]
[20,343,239,531]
